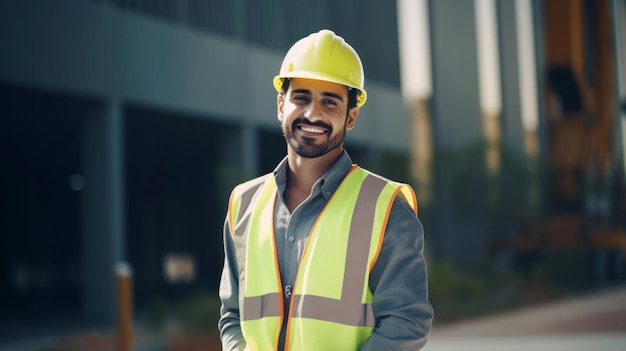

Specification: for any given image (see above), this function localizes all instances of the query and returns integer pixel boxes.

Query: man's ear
[346,107,359,131]
[277,94,284,122]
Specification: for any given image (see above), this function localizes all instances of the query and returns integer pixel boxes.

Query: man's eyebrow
[321,92,344,101]
[291,89,344,102]
[291,89,311,95]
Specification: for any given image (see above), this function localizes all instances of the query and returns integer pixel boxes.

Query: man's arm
[218,218,247,351]
[360,198,434,350]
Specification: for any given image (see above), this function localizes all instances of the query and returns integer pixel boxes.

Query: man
[218,29,433,351]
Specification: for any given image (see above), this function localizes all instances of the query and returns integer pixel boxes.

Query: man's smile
[299,125,327,134]
[294,119,331,136]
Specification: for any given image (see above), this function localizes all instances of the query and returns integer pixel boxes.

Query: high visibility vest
[227,165,417,351]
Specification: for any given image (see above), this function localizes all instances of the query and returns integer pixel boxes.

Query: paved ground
[424,286,626,351]
[1,286,625,350]
[424,334,626,351]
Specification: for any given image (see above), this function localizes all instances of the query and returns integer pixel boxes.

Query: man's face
[277,78,359,159]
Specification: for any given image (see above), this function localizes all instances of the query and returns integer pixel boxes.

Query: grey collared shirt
[218,150,433,351]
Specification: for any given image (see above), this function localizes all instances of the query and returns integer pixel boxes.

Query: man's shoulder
[353,166,418,213]
[230,172,273,197]
[354,166,398,185]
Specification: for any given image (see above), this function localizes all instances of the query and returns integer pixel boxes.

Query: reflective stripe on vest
[227,166,417,351]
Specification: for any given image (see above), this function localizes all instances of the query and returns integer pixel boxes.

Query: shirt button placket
[284,284,293,299]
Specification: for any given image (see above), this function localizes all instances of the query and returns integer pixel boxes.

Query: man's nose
[303,101,323,121]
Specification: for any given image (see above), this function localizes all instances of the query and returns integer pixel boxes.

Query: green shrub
[176,293,222,331]
[143,295,171,330]
[142,292,222,332]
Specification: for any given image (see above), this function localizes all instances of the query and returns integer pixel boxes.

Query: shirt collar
[273,150,354,201]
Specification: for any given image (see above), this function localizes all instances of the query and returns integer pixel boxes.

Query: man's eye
[293,95,308,102]
[323,99,338,106]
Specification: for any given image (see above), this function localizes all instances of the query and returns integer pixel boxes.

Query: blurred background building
[0,0,625,343]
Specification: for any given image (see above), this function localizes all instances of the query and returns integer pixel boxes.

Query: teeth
[301,126,324,133]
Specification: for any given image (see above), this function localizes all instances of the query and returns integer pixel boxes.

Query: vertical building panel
[499,0,526,154]
[429,0,483,148]
[83,99,125,324]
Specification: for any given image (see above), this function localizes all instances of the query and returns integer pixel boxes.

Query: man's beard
[283,118,346,158]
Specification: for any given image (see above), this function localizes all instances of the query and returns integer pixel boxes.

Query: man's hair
[281,78,358,111]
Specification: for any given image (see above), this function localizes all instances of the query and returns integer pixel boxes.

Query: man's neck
[284,147,342,211]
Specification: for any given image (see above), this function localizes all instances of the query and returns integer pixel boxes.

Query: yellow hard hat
[273,29,367,107]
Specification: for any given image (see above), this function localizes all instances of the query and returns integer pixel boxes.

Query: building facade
[1,0,625,331]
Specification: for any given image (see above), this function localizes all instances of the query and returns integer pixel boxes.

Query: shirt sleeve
[359,197,434,351]
[218,217,247,351]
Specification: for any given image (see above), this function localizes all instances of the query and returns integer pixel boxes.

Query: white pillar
[397,0,434,204]
[475,0,503,175]
[612,0,626,179]
[516,0,540,158]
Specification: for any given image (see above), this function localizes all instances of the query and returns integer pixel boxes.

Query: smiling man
[218,29,433,351]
